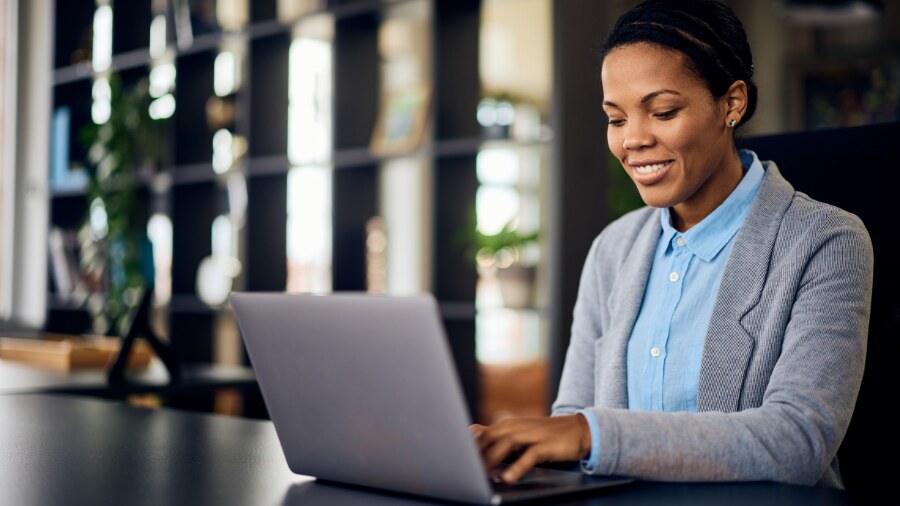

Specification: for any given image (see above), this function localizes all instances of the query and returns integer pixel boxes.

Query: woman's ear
[724,80,749,125]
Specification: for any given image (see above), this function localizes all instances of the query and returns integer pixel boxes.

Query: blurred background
[0,0,897,427]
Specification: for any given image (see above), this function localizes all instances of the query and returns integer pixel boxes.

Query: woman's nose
[622,120,654,150]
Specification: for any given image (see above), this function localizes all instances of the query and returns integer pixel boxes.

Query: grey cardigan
[552,161,874,488]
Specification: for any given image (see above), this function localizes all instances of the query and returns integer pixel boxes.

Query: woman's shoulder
[756,159,871,249]
[785,191,871,241]
[590,205,658,256]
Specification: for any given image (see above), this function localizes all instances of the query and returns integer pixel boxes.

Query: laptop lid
[231,292,632,505]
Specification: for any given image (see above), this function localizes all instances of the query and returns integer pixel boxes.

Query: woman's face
[601,43,742,227]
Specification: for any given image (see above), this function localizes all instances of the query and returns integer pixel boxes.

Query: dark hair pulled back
[600,0,758,129]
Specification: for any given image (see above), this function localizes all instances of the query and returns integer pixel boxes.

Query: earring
[728,119,737,127]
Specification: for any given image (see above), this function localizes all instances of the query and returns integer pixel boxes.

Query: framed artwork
[370,85,431,157]
[790,56,900,130]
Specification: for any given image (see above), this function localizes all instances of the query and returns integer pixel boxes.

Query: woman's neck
[671,152,746,232]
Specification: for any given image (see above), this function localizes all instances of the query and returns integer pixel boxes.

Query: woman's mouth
[629,159,674,185]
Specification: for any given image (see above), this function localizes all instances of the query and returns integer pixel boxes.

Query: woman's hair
[600,0,758,129]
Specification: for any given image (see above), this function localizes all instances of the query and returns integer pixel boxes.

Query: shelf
[333,147,377,168]
[53,49,151,87]
[46,297,87,312]
[433,137,481,158]
[50,186,89,199]
[110,48,152,72]
[330,137,549,169]
[246,155,290,177]
[167,294,220,314]
[53,62,93,86]
[439,301,476,322]
[175,31,225,57]
[246,19,293,40]
[171,163,219,185]
[332,0,385,19]
[46,0,552,423]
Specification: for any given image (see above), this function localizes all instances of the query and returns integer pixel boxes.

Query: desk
[0,358,256,397]
[0,394,854,506]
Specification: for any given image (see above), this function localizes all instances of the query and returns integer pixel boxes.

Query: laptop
[230,292,633,505]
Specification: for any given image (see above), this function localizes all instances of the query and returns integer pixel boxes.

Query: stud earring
[728,119,737,127]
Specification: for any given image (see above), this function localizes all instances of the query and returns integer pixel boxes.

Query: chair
[739,121,899,504]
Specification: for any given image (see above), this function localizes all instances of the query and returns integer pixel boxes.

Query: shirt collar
[659,149,765,262]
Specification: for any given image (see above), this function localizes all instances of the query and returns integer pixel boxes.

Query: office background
[0,0,897,501]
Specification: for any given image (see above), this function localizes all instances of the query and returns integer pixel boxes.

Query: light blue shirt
[579,149,765,470]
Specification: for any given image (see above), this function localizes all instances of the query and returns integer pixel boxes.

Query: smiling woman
[602,43,747,231]
[471,0,874,491]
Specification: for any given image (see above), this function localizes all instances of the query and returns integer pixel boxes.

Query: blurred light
[149,94,176,120]
[197,216,242,306]
[216,0,249,31]
[476,186,519,236]
[214,51,237,97]
[477,149,519,184]
[476,309,543,364]
[149,15,167,59]
[92,5,113,72]
[287,166,332,293]
[212,129,234,174]
[288,38,332,165]
[147,213,173,304]
[149,63,176,98]
[496,100,515,126]
[197,256,236,306]
[781,0,883,26]
[92,77,112,124]
[226,172,248,226]
[212,215,234,258]
[477,98,498,127]
[89,197,109,240]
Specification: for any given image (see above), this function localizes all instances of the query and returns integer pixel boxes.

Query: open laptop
[230,292,633,505]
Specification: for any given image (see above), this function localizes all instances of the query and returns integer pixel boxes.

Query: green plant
[470,219,540,269]
[77,73,167,335]
[606,150,645,220]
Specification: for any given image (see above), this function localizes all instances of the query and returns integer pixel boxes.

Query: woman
[471,0,873,489]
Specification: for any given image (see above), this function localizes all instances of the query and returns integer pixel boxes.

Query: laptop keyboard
[489,465,578,492]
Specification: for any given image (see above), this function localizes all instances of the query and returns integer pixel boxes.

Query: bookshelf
[47,0,618,421]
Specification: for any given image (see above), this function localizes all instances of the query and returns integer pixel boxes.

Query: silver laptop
[230,292,632,505]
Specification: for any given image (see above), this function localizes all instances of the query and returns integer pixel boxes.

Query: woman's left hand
[469,414,592,484]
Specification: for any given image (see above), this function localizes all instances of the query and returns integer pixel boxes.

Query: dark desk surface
[0,357,256,396]
[0,394,856,506]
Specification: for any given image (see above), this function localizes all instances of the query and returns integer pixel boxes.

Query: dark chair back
[739,122,899,504]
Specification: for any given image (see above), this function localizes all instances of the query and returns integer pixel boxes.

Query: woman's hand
[469,414,592,484]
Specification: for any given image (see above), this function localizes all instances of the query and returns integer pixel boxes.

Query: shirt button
[669,271,679,282]
[650,347,661,357]
[675,237,686,247]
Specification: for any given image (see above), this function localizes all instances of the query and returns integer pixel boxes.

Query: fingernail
[503,471,515,482]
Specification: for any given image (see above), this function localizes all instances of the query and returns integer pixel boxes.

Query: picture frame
[370,84,431,157]
[789,55,900,131]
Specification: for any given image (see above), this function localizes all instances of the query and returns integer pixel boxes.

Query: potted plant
[77,73,167,336]
[471,220,540,309]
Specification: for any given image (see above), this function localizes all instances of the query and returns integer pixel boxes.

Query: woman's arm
[581,208,873,485]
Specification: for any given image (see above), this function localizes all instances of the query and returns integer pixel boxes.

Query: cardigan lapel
[697,161,795,412]
[597,212,661,409]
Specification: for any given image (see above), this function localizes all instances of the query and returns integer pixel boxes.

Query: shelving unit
[44,0,477,419]
[47,0,616,422]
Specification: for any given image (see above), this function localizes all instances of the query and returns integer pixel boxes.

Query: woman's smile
[628,159,674,185]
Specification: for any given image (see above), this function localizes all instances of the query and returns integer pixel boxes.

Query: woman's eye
[608,119,625,127]
[654,109,680,120]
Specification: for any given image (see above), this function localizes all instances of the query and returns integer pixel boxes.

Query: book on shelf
[50,106,88,193]
[48,226,86,304]
[0,334,152,372]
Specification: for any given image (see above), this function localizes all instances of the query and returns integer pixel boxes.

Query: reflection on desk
[283,479,852,506]
[0,395,854,506]
[0,357,256,396]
